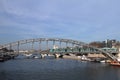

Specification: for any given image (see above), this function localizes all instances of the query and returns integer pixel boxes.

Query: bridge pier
[46,40,48,50]
[59,41,61,49]
[31,40,34,51]
[17,41,20,54]
[39,40,41,52]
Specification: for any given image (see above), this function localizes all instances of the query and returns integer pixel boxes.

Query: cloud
[0,0,120,44]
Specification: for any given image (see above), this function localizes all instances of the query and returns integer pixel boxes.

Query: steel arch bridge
[0,38,118,61]
[0,38,86,48]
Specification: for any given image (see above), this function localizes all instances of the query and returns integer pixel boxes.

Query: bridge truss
[0,38,118,61]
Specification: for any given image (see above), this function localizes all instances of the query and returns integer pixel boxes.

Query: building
[53,45,59,49]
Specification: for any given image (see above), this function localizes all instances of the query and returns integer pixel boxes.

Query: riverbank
[62,53,109,63]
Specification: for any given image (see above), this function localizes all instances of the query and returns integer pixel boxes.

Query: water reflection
[0,59,120,80]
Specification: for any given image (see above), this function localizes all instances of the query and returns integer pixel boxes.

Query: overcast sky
[0,0,120,44]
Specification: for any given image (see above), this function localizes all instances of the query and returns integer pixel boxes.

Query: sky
[0,0,120,44]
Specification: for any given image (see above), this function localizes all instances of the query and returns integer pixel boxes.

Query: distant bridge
[0,38,118,61]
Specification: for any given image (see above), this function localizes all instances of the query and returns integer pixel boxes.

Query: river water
[0,58,120,80]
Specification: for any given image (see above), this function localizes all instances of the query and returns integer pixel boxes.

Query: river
[0,58,120,80]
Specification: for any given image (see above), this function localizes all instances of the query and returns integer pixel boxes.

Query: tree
[89,41,104,48]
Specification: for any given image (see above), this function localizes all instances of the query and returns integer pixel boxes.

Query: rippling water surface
[0,58,120,80]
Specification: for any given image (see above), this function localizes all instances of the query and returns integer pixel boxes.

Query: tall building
[105,39,116,48]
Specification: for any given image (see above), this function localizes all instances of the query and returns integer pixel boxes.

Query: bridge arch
[1,38,86,49]
[0,38,118,61]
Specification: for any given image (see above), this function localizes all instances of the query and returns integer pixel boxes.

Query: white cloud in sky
[0,0,120,44]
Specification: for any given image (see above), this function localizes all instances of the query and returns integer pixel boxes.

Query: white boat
[24,54,32,58]
[100,60,105,63]
[81,55,91,61]
[25,54,32,57]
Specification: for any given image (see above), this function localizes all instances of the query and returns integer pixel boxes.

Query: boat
[100,60,106,63]
[109,61,120,66]
[24,54,32,59]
